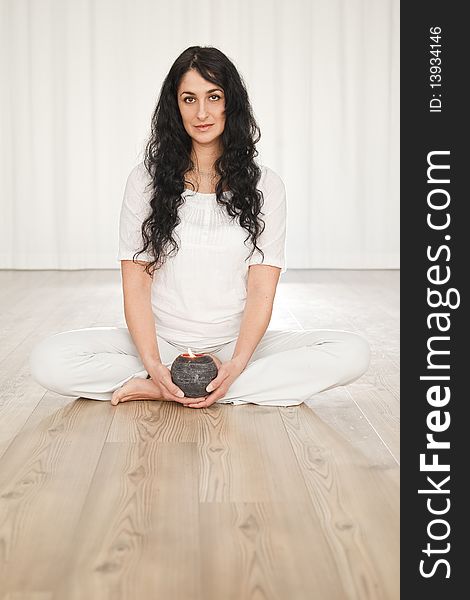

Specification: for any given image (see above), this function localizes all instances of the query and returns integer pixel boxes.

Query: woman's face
[177,69,226,145]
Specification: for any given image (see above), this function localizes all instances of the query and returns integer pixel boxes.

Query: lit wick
[180,347,204,359]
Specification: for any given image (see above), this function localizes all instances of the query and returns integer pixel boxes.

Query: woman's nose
[197,101,208,119]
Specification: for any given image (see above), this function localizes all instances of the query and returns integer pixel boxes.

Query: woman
[29,46,370,408]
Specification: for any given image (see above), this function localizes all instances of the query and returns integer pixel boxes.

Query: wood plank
[0,271,107,458]
[55,441,201,600]
[199,501,346,600]
[197,404,312,503]
[278,271,400,462]
[280,404,399,600]
[106,398,200,443]
[109,403,313,504]
[0,399,114,595]
[2,593,53,600]
[308,387,398,468]
[0,271,56,311]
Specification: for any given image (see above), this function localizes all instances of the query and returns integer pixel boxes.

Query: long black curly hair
[134,45,266,276]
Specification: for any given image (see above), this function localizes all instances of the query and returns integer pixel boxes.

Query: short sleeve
[248,169,287,274]
[116,164,154,262]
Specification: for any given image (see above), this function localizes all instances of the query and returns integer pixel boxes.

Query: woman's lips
[194,124,214,131]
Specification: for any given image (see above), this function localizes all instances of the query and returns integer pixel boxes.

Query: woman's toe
[111,388,125,405]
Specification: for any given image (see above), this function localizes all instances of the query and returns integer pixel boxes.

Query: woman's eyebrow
[180,88,223,96]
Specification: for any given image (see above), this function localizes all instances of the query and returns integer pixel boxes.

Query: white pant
[28,327,370,406]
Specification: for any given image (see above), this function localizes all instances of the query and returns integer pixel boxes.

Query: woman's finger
[161,377,186,400]
[181,395,208,406]
[189,387,227,407]
[205,369,229,393]
[188,397,217,408]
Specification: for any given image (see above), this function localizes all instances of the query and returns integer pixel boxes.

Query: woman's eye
[183,95,221,103]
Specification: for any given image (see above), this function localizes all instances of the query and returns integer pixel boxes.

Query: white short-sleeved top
[117,162,287,347]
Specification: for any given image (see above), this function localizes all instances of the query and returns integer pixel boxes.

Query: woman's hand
[186,355,246,408]
[111,361,208,406]
[146,361,207,405]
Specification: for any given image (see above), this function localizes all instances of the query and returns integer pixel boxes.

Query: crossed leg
[29,327,370,407]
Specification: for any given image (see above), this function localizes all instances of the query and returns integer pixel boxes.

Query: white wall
[0,0,399,269]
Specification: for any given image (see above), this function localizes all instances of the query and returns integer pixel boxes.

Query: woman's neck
[190,140,222,172]
[185,140,227,193]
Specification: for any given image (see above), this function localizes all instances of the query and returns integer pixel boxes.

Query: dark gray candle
[171,353,218,398]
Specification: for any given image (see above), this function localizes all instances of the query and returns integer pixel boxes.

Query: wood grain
[0,399,114,596]
[0,269,399,599]
[280,404,399,600]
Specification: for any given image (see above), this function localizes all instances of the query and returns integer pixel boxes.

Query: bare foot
[110,377,208,407]
[111,377,163,406]
[111,355,221,407]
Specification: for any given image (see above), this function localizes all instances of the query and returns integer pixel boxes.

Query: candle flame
[187,347,196,358]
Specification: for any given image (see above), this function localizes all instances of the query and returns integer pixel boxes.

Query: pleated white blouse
[117,162,287,348]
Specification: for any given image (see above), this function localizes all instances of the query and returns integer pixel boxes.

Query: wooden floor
[0,269,399,600]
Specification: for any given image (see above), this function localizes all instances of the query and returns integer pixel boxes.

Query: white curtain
[0,0,399,270]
